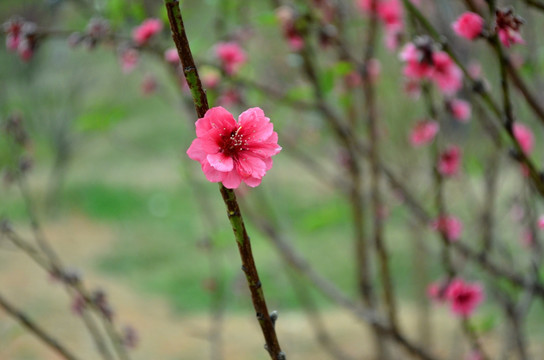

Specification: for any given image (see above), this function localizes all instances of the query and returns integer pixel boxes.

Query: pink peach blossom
[445,279,484,317]
[400,42,463,95]
[378,0,403,33]
[520,229,534,248]
[498,28,524,48]
[141,74,157,96]
[356,0,404,50]
[538,215,544,230]
[431,51,463,95]
[432,215,463,241]
[216,88,241,107]
[495,9,524,48]
[202,71,221,90]
[466,351,483,360]
[215,42,247,75]
[187,107,281,189]
[345,71,362,88]
[164,48,180,64]
[410,120,439,147]
[468,61,482,78]
[513,123,534,154]
[132,18,162,46]
[452,12,484,40]
[449,99,471,122]
[438,145,461,177]
[4,18,23,51]
[119,48,139,74]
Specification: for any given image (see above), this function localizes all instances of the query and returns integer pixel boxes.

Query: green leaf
[320,68,335,95]
[332,61,353,76]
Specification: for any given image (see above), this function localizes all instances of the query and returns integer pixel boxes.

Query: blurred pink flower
[276,7,305,51]
[378,0,403,31]
[345,71,362,88]
[431,51,463,95]
[356,0,404,50]
[400,42,463,95]
[132,18,162,46]
[410,120,439,147]
[216,88,241,107]
[4,18,23,51]
[520,229,534,248]
[449,98,471,122]
[404,80,421,99]
[466,351,483,360]
[119,48,139,74]
[141,74,158,96]
[400,43,433,79]
[164,48,180,65]
[215,42,247,75]
[452,12,484,40]
[495,9,524,48]
[538,215,544,229]
[468,61,482,78]
[366,58,381,82]
[498,28,524,48]
[446,278,484,317]
[4,19,37,61]
[432,215,463,241]
[438,145,461,177]
[187,107,281,189]
[513,123,534,154]
[202,71,221,90]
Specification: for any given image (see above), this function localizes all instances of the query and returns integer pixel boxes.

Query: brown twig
[363,0,398,336]
[0,292,79,360]
[164,1,284,358]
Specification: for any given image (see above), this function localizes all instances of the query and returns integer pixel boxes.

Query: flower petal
[202,162,226,182]
[222,170,242,189]
[207,152,234,172]
[186,138,206,162]
[243,176,262,187]
[200,128,222,154]
[238,107,274,142]
[195,106,237,138]
[237,153,267,178]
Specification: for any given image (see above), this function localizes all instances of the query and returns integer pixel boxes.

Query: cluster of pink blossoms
[428,278,484,317]
[3,18,37,61]
[276,6,305,51]
[452,9,524,47]
[399,39,463,96]
[118,18,163,74]
[215,42,247,76]
[187,107,281,189]
[357,0,405,50]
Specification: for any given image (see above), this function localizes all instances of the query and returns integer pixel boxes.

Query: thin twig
[164,1,284,358]
[0,292,79,360]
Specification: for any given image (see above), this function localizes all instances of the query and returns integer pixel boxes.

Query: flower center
[220,126,246,157]
[456,292,472,304]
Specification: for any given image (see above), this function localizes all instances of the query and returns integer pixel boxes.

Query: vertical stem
[164,1,284,358]
[363,0,398,333]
